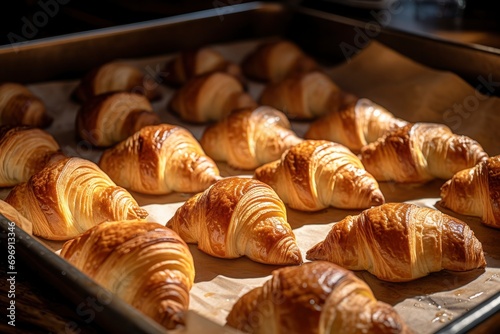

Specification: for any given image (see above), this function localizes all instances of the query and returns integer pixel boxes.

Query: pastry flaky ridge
[307,203,486,282]
[226,261,412,334]
[200,106,303,170]
[254,140,384,212]
[0,200,33,235]
[360,122,488,183]
[0,83,52,128]
[440,155,500,229]
[167,177,302,265]
[76,91,160,147]
[5,157,148,240]
[0,125,63,187]
[60,220,195,329]
[99,124,221,195]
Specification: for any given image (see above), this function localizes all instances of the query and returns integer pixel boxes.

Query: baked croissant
[5,157,148,240]
[200,106,303,170]
[0,200,33,235]
[254,140,384,211]
[161,47,243,86]
[241,40,318,83]
[168,72,257,123]
[76,91,160,147]
[0,83,52,127]
[166,177,302,265]
[360,123,489,183]
[259,71,345,120]
[226,261,411,334]
[0,125,64,187]
[99,124,221,195]
[72,62,160,103]
[305,98,409,152]
[60,220,195,329]
[307,203,486,282]
[440,155,500,229]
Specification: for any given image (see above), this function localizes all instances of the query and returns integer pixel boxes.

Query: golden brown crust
[254,140,384,211]
[161,47,244,86]
[60,220,195,329]
[259,71,343,120]
[5,157,148,240]
[72,62,160,103]
[360,123,489,183]
[0,200,33,235]
[305,98,408,152]
[241,40,318,83]
[200,106,303,170]
[440,155,500,229]
[168,72,256,123]
[76,91,160,147]
[0,83,52,128]
[226,261,412,334]
[166,177,302,265]
[99,124,221,195]
[0,125,63,187]
[306,203,486,282]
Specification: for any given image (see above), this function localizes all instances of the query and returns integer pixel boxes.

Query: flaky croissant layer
[226,261,412,334]
[0,83,52,127]
[307,203,486,282]
[167,177,302,265]
[60,221,195,329]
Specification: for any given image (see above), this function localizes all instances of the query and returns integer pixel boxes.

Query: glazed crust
[0,83,52,127]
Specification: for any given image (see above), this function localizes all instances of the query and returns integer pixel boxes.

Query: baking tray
[1,1,499,333]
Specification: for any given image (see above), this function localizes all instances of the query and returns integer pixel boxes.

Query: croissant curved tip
[305,242,324,261]
[370,189,385,207]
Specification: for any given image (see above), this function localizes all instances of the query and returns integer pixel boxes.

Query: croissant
[72,62,160,103]
[76,91,160,147]
[168,72,257,123]
[0,200,33,234]
[254,140,384,211]
[360,123,489,183]
[200,106,303,170]
[166,177,302,265]
[307,203,486,282]
[305,98,409,152]
[226,261,411,334]
[241,40,318,83]
[161,47,244,86]
[440,155,500,229]
[99,124,221,195]
[5,157,148,240]
[60,220,195,329]
[0,83,52,127]
[0,125,64,187]
[259,71,346,120]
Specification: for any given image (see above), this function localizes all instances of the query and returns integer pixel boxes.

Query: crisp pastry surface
[0,83,52,127]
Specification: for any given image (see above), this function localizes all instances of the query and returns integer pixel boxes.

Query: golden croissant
[0,200,33,235]
[168,72,256,123]
[76,91,160,147]
[99,124,221,195]
[307,203,486,282]
[161,47,244,86]
[259,71,345,120]
[241,40,318,83]
[5,157,148,240]
[200,106,303,170]
[254,140,384,211]
[72,62,160,103]
[0,83,52,127]
[60,220,195,330]
[440,155,500,229]
[226,261,411,334]
[360,123,488,183]
[0,125,64,187]
[305,98,408,152]
[166,177,302,265]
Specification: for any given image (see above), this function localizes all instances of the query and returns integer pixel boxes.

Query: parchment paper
[2,39,499,334]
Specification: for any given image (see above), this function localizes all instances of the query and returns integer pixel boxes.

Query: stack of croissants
[1,39,497,333]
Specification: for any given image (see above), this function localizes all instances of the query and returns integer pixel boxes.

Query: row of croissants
[0,40,495,333]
